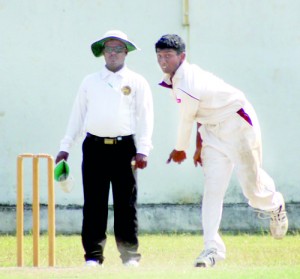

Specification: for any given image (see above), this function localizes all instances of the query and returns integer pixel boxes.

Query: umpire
[55,30,153,267]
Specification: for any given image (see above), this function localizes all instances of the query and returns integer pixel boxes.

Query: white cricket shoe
[85,260,102,267]
[194,248,220,268]
[123,259,139,267]
[270,204,288,239]
[256,203,288,239]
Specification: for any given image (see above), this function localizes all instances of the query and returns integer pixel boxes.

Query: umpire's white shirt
[60,65,153,155]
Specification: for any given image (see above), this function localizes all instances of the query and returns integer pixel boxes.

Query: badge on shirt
[121,86,131,96]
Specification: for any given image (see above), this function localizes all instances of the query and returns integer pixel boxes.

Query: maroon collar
[159,81,173,89]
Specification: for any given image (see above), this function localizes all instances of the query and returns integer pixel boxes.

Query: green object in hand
[54,160,70,182]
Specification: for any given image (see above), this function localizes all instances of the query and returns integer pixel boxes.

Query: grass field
[0,233,299,278]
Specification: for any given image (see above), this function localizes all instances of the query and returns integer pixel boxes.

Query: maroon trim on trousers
[237,108,253,126]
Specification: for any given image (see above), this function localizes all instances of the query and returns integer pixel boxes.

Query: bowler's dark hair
[155,34,186,54]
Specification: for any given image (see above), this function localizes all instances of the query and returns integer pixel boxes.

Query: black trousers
[81,134,140,263]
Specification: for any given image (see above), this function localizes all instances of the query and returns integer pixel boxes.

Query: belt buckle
[104,138,115,145]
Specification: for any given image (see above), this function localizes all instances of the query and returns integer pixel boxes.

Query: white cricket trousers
[199,102,284,258]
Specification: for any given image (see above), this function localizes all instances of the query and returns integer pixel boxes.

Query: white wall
[0,0,299,207]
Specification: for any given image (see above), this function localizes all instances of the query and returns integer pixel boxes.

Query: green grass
[0,233,299,278]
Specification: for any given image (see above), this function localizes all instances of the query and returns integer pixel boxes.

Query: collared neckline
[100,65,128,79]
[159,60,188,89]
[172,60,187,79]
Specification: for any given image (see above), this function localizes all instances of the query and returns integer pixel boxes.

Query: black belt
[86,133,133,144]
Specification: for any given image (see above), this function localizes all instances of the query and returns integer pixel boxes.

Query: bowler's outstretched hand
[167,149,186,164]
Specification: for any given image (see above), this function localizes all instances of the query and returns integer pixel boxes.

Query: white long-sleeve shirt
[60,65,153,155]
[160,60,248,151]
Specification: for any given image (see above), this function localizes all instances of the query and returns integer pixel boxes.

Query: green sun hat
[54,160,70,182]
[91,30,140,57]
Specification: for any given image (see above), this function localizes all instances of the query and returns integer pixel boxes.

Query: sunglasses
[103,46,127,53]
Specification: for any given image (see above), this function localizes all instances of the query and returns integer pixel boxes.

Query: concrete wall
[0,0,299,232]
[1,203,300,234]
